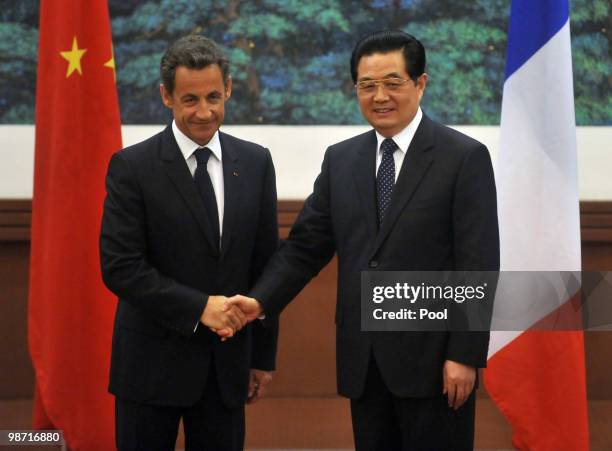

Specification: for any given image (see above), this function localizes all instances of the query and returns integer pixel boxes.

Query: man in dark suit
[226,30,499,449]
[100,35,278,451]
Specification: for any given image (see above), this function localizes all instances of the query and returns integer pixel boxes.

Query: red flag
[28,1,122,449]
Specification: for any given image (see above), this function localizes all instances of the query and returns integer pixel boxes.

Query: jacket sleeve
[100,151,207,337]
[446,143,500,368]
[249,149,280,370]
[250,147,337,318]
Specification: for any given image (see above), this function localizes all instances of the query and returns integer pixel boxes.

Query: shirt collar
[375,107,423,155]
[172,120,222,162]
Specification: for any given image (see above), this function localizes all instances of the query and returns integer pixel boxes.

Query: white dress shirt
[172,120,225,242]
[375,107,423,181]
[172,121,227,331]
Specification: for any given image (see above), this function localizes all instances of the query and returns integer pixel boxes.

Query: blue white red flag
[484,0,590,449]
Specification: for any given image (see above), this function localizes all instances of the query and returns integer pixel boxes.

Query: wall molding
[0,200,31,242]
[2,199,611,243]
[581,201,612,242]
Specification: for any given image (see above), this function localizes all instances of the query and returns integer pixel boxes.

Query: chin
[372,120,397,131]
[191,128,213,140]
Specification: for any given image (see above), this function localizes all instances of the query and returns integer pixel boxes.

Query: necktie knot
[381,138,397,157]
[194,147,212,166]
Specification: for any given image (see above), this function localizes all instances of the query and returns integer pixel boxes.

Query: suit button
[369,260,378,268]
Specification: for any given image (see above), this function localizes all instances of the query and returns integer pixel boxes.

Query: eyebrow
[179,90,223,101]
[358,72,404,81]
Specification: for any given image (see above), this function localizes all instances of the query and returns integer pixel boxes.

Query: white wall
[0,125,610,200]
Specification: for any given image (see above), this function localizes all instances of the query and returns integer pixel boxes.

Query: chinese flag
[28,0,122,449]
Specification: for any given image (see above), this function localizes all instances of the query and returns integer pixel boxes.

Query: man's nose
[373,83,390,102]
[195,99,212,119]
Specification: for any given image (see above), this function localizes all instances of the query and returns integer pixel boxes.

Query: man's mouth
[373,108,394,113]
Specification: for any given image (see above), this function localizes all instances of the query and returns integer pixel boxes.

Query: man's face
[356,50,427,138]
[160,64,232,146]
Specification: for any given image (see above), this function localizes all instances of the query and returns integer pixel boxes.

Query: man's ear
[224,76,233,100]
[416,73,428,100]
[160,84,173,108]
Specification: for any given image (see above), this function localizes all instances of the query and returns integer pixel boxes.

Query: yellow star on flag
[60,36,87,78]
[104,44,116,81]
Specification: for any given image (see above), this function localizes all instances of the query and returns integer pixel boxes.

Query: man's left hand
[443,360,476,410]
[247,369,273,404]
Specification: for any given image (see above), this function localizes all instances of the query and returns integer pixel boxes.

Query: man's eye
[385,81,402,88]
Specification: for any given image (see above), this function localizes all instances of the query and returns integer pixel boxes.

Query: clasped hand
[200,294,262,339]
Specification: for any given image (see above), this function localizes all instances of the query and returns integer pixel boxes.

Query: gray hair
[160,34,230,94]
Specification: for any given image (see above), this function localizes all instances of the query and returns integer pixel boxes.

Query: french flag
[484,0,590,449]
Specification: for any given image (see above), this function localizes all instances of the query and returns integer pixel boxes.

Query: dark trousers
[115,366,245,451]
[350,356,475,451]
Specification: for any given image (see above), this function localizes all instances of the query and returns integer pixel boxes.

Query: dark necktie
[376,138,397,224]
[194,147,220,249]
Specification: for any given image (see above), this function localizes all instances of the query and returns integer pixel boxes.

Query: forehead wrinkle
[175,81,224,99]
[357,51,408,77]
[173,66,225,92]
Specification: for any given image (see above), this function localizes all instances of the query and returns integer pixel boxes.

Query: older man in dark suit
[227,30,499,450]
[100,35,278,451]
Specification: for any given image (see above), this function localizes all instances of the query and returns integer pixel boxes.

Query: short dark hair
[160,34,230,94]
[350,30,426,83]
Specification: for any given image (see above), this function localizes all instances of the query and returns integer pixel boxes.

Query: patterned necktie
[376,138,397,224]
[194,147,220,249]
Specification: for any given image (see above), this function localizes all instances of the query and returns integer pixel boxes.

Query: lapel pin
[233,171,239,177]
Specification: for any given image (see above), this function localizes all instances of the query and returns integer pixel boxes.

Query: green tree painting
[0,0,609,125]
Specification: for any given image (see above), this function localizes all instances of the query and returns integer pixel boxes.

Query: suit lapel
[371,116,435,255]
[159,126,220,256]
[352,131,378,240]
[219,132,243,259]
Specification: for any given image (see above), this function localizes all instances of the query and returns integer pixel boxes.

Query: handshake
[199,295,263,339]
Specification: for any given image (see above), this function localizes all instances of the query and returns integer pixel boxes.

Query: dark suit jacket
[100,125,279,409]
[251,114,499,399]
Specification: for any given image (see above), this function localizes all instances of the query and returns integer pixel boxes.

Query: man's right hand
[226,295,263,321]
[200,295,247,337]
[214,295,263,339]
